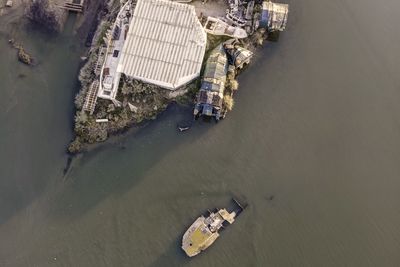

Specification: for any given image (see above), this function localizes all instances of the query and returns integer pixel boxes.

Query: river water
[1,0,400,266]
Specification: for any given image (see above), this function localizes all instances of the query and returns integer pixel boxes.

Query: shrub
[223,95,234,111]
[230,79,239,91]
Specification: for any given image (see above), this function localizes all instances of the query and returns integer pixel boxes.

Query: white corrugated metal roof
[117,0,207,90]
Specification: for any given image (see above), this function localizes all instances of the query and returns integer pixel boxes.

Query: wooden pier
[63,0,84,12]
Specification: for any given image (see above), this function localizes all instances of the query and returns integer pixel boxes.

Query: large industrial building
[117,0,207,90]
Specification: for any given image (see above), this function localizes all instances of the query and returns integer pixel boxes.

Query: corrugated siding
[119,0,206,90]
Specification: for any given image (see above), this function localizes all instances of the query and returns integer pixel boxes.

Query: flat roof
[117,0,207,90]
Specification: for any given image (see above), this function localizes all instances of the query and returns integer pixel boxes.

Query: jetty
[181,199,246,257]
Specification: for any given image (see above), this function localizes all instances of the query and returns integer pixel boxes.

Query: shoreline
[66,0,288,154]
[68,0,198,153]
[1,0,287,155]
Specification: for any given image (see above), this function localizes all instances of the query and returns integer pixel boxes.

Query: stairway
[83,80,99,114]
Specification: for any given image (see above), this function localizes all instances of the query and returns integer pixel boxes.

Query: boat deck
[182,208,236,257]
[98,0,133,100]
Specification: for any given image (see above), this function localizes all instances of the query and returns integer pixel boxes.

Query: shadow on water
[0,13,82,225]
[50,103,213,222]
[0,4,216,228]
[148,236,190,267]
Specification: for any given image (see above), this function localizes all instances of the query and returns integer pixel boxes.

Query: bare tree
[26,0,59,33]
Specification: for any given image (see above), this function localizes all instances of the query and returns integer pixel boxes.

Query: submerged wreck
[194,44,228,121]
[182,199,246,257]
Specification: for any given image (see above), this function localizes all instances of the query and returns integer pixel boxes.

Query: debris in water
[178,126,190,132]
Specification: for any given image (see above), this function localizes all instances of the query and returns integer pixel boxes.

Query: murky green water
[1,0,400,266]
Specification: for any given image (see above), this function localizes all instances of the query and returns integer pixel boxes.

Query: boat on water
[181,199,246,257]
[97,0,133,103]
[204,17,248,39]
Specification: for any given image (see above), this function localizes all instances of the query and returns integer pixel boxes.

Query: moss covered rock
[18,47,33,65]
[68,138,83,154]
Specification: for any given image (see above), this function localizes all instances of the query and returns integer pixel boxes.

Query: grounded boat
[194,40,253,121]
[181,199,246,257]
[97,0,133,103]
[204,17,248,39]
[193,44,228,121]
